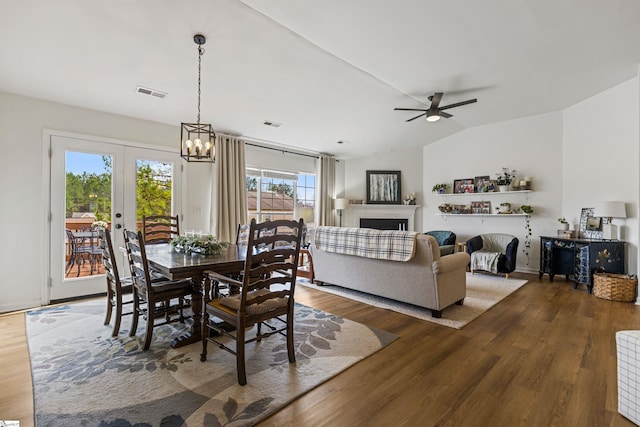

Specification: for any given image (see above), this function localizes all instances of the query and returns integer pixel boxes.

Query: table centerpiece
[170,234,229,255]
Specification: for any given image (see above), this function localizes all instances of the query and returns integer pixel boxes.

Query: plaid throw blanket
[314,226,417,262]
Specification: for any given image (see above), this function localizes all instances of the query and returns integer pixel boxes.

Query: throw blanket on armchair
[314,226,417,261]
[470,234,513,273]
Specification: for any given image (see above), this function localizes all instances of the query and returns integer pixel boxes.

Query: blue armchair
[424,230,457,256]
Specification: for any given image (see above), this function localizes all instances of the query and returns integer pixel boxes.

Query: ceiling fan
[394,92,477,122]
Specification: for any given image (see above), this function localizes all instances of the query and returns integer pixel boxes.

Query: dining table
[144,243,247,348]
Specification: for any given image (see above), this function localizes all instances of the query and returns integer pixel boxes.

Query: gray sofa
[310,230,470,318]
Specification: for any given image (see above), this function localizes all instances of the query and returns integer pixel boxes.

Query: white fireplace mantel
[345,204,420,231]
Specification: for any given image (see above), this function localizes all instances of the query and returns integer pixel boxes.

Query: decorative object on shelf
[334,198,349,226]
[403,193,416,205]
[497,202,512,214]
[495,167,517,192]
[519,177,532,191]
[594,201,627,240]
[520,204,534,265]
[474,176,493,193]
[432,183,449,194]
[558,217,569,231]
[453,178,474,194]
[438,203,453,213]
[366,170,401,204]
[180,34,216,163]
[349,199,363,205]
[171,234,229,255]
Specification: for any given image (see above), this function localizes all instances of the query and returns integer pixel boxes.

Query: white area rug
[299,273,528,329]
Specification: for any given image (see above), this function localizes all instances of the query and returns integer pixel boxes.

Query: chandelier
[181,34,215,162]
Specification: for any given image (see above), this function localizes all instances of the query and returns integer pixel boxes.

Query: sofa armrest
[432,252,470,274]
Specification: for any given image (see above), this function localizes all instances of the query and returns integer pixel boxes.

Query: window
[246,168,315,225]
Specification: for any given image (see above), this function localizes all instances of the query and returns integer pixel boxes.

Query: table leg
[170,273,204,348]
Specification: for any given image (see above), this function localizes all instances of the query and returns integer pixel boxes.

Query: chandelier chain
[197,45,203,124]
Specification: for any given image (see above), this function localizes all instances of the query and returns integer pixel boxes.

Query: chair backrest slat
[142,215,180,244]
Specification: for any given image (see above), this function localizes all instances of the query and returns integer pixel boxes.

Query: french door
[49,134,183,301]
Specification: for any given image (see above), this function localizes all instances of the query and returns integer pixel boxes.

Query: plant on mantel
[520,205,534,265]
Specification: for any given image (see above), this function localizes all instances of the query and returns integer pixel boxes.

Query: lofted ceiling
[0,0,639,159]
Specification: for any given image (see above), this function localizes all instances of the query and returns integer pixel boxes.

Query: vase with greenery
[520,205,533,264]
[171,235,229,255]
[558,217,569,230]
[495,168,517,191]
[432,183,448,194]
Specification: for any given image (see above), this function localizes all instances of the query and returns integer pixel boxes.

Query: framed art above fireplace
[366,170,401,204]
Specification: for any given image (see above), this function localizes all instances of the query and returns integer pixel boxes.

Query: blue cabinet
[539,236,625,293]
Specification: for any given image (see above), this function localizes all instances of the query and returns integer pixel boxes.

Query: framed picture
[474,175,493,193]
[482,201,492,214]
[454,178,474,194]
[366,170,401,204]
[579,207,607,239]
[471,201,483,214]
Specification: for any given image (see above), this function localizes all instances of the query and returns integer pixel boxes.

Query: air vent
[136,86,167,99]
[263,120,282,128]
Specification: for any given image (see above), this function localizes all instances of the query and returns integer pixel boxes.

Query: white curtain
[215,135,247,242]
[317,154,336,226]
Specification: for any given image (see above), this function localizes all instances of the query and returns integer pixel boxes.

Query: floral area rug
[300,272,528,329]
[26,301,397,426]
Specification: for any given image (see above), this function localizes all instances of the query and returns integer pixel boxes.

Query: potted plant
[432,183,449,194]
[558,217,569,231]
[497,202,512,214]
[495,168,517,192]
[521,205,534,265]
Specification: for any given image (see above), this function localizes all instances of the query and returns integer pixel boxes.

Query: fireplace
[346,204,419,231]
[360,218,409,231]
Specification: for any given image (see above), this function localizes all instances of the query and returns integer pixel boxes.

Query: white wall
[0,91,213,312]
[562,77,639,275]
[343,147,424,231]
[422,112,564,273]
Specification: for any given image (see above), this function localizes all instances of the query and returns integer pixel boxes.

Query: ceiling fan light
[426,111,441,122]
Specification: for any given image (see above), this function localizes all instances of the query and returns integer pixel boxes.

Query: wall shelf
[438,190,531,198]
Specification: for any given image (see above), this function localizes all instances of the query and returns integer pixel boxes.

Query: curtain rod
[244,141,320,159]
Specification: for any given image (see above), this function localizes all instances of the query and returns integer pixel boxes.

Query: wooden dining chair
[97,227,135,337]
[200,218,304,386]
[142,214,180,244]
[123,229,193,350]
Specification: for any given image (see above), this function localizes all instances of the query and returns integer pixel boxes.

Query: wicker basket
[593,272,638,302]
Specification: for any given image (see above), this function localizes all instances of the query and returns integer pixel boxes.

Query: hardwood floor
[2,273,639,426]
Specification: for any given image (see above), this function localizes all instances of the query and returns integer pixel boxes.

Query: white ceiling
[1,0,639,159]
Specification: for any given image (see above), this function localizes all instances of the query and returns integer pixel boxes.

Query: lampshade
[295,206,315,224]
[593,201,627,220]
[334,198,350,210]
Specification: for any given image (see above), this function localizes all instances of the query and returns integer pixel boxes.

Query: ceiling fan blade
[394,107,428,112]
[430,92,443,109]
[406,113,427,122]
[440,111,453,118]
[439,98,477,111]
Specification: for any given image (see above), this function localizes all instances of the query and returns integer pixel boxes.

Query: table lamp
[334,198,349,227]
[594,201,626,240]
